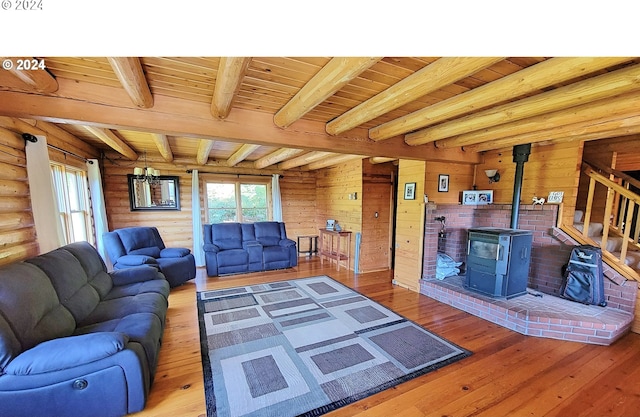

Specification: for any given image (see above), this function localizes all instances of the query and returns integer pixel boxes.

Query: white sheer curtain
[272,174,283,221]
[87,159,110,266]
[25,135,65,253]
[191,169,205,266]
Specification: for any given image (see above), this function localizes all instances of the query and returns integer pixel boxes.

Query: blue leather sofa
[103,226,196,287]
[0,241,169,417]
[203,221,297,276]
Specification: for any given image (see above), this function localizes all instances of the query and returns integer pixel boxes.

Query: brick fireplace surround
[419,203,637,345]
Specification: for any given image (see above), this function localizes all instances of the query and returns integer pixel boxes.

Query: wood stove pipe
[511,143,532,229]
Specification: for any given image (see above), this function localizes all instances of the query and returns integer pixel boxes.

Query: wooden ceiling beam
[273,57,382,129]
[211,57,251,119]
[107,57,154,109]
[81,126,138,160]
[152,133,173,162]
[196,139,215,165]
[0,78,471,162]
[0,117,98,159]
[277,151,334,170]
[369,57,633,141]
[326,57,503,136]
[369,157,397,164]
[254,148,305,169]
[407,63,640,145]
[435,91,640,149]
[226,143,260,167]
[466,112,640,153]
[303,154,364,170]
[0,57,58,93]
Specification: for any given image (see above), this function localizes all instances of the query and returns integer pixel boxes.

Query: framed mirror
[128,174,181,211]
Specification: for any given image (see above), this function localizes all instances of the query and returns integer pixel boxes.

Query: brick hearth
[419,203,637,345]
[420,275,633,345]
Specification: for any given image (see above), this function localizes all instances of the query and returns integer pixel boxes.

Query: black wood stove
[465,227,533,299]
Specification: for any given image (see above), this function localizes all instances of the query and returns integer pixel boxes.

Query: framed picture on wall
[438,174,449,192]
[404,182,416,200]
[462,190,493,205]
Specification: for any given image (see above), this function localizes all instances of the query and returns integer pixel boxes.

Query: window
[206,180,269,223]
[51,163,93,245]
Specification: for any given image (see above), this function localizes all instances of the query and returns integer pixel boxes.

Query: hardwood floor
[132,258,640,417]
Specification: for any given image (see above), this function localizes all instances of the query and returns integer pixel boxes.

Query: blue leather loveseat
[103,226,196,287]
[0,241,169,417]
[203,221,297,276]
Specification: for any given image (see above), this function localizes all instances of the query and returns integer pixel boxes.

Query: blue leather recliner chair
[203,221,297,276]
[103,226,196,287]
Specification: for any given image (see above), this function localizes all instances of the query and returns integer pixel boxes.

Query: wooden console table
[319,229,352,271]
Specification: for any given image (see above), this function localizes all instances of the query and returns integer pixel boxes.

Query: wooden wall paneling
[425,161,474,204]
[280,171,318,242]
[394,159,426,291]
[477,141,584,227]
[315,160,363,270]
[0,127,38,265]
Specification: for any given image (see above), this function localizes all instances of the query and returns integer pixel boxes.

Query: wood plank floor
[132,258,640,417]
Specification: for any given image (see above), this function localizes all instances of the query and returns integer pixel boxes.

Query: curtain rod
[23,133,93,164]
[186,169,282,178]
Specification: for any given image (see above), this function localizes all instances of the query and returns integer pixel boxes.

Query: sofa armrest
[110,265,164,286]
[115,254,158,267]
[279,239,296,248]
[160,247,191,258]
[203,243,220,253]
[5,333,128,375]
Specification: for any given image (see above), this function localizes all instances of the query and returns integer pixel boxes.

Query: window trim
[50,162,94,245]
[204,177,272,223]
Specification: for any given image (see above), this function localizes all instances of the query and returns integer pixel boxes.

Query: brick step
[420,275,634,346]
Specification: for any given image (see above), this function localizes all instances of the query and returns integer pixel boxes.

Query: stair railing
[564,161,640,281]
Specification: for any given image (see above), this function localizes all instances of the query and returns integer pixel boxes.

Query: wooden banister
[560,161,640,281]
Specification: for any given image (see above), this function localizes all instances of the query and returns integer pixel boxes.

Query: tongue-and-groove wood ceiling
[0,56,639,171]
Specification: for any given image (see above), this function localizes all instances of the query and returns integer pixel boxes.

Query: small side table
[319,229,352,271]
[297,235,319,257]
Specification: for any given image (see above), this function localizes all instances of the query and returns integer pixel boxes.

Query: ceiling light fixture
[133,151,160,185]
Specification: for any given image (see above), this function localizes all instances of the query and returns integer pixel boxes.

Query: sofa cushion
[0,263,75,371]
[217,249,248,267]
[62,241,114,299]
[212,223,243,250]
[160,247,190,258]
[26,249,101,324]
[263,246,290,263]
[79,292,168,328]
[103,279,170,301]
[130,246,161,258]
[117,227,159,253]
[5,332,128,375]
[74,313,163,376]
[254,222,282,246]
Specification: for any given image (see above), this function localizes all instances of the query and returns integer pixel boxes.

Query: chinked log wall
[0,128,38,266]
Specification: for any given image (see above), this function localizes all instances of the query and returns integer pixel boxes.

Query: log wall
[0,128,38,265]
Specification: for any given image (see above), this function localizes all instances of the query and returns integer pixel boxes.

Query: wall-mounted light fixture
[485,169,500,183]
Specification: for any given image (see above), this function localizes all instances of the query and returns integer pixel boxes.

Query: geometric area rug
[197,275,472,417]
